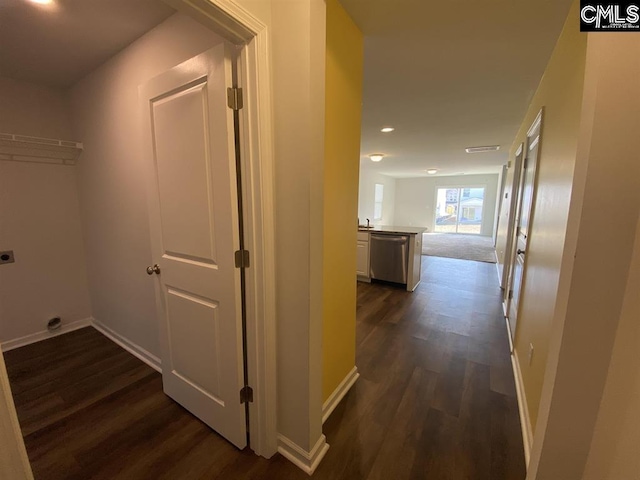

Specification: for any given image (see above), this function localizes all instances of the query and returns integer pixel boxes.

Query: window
[435,186,485,234]
[373,183,384,220]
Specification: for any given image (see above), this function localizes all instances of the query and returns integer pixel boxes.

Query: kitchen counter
[358,225,427,235]
[356,226,427,291]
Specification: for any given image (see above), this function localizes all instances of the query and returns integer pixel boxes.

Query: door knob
[517,249,526,255]
[146,264,161,275]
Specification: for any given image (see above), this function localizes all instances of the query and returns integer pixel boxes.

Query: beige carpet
[422,233,496,263]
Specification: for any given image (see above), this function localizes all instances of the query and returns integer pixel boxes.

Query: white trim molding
[277,434,330,476]
[322,366,359,424]
[1,317,91,352]
[0,352,34,479]
[504,316,515,354]
[511,347,533,466]
[91,319,161,373]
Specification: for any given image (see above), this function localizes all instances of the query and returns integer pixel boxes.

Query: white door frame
[164,0,277,458]
[0,352,33,480]
[501,143,524,316]
[505,109,543,347]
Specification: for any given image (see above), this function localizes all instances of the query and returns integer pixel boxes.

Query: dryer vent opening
[47,317,62,332]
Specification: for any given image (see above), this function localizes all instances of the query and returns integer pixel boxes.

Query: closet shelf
[0,133,83,165]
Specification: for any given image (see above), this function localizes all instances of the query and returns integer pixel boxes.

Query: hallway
[5,256,524,479]
[317,256,525,479]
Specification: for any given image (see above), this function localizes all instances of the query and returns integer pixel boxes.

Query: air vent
[465,145,500,154]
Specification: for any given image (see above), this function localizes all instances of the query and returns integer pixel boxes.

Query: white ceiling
[340,0,574,178]
[0,0,175,88]
[1,0,573,177]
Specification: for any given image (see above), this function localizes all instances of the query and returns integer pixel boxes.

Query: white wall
[582,215,640,480]
[268,0,326,454]
[358,169,396,225]
[0,77,91,344]
[68,13,225,359]
[0,77,73,139]
[393,173,499,235]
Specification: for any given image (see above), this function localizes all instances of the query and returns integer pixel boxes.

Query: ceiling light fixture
[369,154,384,162]
[381,127,395,133]
[465,145,500,153]
[29,0,54,4]
[426,169,437,175]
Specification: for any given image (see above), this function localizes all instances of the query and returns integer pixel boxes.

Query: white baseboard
[91,319,161,373]
[322,366,359,424]
[495,255,503,287]
[1,317,92,352]
[277,433,329,476]
[511,348,533,466]
[504,316,514,354]
[502,300,509,319]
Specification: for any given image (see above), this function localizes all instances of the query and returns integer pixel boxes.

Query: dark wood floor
[5,256,525,480]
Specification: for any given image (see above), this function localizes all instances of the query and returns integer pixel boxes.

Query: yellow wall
[507,0,587,429]
[322,0,363,402]
[527,32,640,477]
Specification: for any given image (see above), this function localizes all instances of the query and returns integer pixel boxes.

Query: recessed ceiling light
[381,127,395,133]
[426,169,437,175]
[29,0,54,4]
[369,154,384,162]
[465,145,500,153]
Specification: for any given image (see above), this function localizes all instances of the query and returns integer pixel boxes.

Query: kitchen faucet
[366,218,370,228]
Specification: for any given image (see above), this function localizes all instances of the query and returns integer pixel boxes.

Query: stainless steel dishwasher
[369,234,409,284]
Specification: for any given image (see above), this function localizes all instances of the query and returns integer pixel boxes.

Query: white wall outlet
[528,343,534,366]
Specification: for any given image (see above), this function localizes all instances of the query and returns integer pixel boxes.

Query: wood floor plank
[367,367,437,480]
[410,407,460,480]
[4,255,525,480]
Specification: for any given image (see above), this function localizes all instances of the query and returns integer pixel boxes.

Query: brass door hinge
[234,250,250,269]
[227,87,243,111]
[240,386,253,404]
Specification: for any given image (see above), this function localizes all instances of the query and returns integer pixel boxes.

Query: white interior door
[141,44,247,449]
[506,112,542,342]
[497,144,523,289]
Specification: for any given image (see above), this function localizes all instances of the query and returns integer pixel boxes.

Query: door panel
[153,82,218,263]
[519,136,539,240]
[504,146,526,321]
[166,289,222,401]
[507,237,525,336]
[141,44,246,449]
[497,145,523,289]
